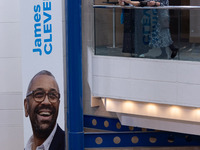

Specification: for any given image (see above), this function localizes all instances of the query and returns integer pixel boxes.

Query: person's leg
[156,47,168,59]
[122,9,134,54]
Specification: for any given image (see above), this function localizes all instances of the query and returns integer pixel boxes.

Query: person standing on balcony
[118,0,161,57]
[148,0,178,59]
[119,0,178,59]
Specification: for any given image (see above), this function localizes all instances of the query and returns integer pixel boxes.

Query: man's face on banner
[24,75,60,139]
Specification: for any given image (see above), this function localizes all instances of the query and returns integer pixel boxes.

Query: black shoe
[169,44,178,58]
[171,50,178,59]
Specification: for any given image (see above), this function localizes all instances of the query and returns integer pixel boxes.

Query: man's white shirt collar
[25,124,57,150]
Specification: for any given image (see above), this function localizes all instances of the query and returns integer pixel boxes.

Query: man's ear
[24,99,29,117]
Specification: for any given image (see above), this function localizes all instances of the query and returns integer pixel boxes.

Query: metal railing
[93,5,200,10]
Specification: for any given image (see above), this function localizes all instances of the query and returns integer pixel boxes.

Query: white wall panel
[130,59,177,82]
[0,0,20,22]
[0,58,22,92]
[177,61,200,84]
[128,80,177,104]
[0,23,21,57]
[93,56,131,78]
[0,0,30,149]
[0,126,23,149]
[93,76,131,99]
[177,83,200,107]
[92,56,200,107]
[93,56,178,82]
[0,110,23,125]
[0,94,22,109]
[93,76,177,105]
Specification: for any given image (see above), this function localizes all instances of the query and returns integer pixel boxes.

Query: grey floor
[96,42,200,62]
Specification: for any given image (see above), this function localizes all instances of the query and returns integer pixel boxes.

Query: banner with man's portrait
[20,0,65,147]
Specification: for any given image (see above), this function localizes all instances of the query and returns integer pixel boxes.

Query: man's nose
[41,94,51,104]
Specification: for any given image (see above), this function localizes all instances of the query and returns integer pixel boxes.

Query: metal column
[65,0,84,150]
[112,7,116,48]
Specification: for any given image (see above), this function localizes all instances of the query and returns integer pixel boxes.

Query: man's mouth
[37,109,53,122]
[34,105,56,123]
[39,111,51,116]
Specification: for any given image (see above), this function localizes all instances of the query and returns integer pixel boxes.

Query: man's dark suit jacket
[49,125,65,150]
[24,124,65,150]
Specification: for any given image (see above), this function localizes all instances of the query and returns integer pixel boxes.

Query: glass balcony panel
[94,5,200,61]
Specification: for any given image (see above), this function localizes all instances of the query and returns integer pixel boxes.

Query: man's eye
[34,92,45,98]
[49,93,57,99]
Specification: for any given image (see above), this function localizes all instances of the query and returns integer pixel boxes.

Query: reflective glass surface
[94,5,200,61]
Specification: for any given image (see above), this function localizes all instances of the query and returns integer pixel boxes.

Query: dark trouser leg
[169,44,178,58]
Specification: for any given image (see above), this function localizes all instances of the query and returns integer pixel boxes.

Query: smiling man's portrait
[24,70,65,150]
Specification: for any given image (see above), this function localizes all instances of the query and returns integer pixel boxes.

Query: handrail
[93,5,200,10]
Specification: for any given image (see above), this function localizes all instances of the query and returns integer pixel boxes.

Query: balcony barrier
[94,5,200,61]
